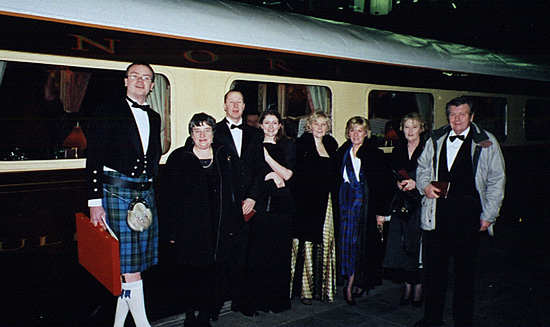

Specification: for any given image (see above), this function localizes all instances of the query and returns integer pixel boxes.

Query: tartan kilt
[103,171,159,274]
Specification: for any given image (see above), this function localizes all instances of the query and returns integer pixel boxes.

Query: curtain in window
[60,69,91,113]
[0,61,6,87]
[307,86,329,114]
[147,75,171,153]
[415,93,433,130]
[298,86,330,137]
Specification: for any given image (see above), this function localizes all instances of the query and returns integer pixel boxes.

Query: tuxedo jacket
[85,97,162,200]
[214,118,262,204]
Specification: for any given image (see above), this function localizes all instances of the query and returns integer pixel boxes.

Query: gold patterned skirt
[290,194,336,302]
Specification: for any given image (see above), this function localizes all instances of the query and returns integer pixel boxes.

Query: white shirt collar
[226,118,243,126]
[449,126,470,138]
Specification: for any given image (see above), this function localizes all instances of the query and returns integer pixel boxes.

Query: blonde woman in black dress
[291,111,338,304]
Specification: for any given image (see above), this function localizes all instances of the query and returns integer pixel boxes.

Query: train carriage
[0,0,549,325]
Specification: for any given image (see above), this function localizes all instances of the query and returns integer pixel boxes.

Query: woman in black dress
[335,116,392,305]
[291,111,338,304]
[164,113,240,327]
[244,109,295,314]
[383,112,426,307]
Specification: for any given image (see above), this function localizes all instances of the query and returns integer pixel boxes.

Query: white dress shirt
[446,126,470,171]
[343,147,361,183]
[227,118,243,157]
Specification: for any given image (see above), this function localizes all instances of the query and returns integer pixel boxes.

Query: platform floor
[1,220,548,327]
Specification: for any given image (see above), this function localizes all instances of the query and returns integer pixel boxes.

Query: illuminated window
[0,61,170,161]
[468,96,507,142]
[368,90,433,146]
[231,80,331,139]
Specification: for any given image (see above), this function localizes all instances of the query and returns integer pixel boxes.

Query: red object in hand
[398,169,410,179]
[76,212,121,296]
[242,201,256,222]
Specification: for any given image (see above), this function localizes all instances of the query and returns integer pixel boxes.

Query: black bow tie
[449,135,465,142]
[230,124,243,130]
[127,97,150,111]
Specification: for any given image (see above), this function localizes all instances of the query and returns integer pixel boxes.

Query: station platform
[150,224,549,327]
[1,220,548,327]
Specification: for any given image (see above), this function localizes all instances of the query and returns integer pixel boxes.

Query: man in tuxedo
[86,62,161,327]
[212,90,262,315]
[414,96,505,327]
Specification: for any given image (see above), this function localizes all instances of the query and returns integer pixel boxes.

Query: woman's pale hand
[376,215,385,226]
[399,179,416,191]
[265,171,286,188]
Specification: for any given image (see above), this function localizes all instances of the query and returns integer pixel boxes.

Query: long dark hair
[259,109,286,141]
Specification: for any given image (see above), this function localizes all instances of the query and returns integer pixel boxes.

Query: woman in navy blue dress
[335,116,392,305]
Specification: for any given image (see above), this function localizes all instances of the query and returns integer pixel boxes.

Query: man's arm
[416,138,435,196]
[479,136,506,225]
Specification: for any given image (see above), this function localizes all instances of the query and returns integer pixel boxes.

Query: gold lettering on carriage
[69,34,119,54]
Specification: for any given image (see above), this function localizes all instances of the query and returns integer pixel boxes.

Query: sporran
[127,198,153,232]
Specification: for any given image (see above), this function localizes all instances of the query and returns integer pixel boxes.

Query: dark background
[235,0,550,60]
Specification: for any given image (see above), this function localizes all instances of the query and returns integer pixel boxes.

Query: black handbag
[390,169,421,219]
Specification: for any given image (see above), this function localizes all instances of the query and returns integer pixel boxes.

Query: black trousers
[215,227,249,311]
[423,196,480,326]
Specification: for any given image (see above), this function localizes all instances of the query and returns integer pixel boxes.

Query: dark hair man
[86,62,161,327]
[414,96,505,327]
[211,89,262,316]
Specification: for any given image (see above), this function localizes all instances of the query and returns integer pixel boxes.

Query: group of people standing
[86,62,505,327]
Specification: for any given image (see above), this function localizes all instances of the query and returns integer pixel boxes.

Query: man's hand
[376,215,385,227]
[242,198,256,215]
[90,206,107,230]
[424,183,441,199]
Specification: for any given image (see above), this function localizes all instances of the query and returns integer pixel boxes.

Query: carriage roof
[1,0,549,82]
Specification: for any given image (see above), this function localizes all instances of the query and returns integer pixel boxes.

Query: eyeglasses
[127,74,153,82]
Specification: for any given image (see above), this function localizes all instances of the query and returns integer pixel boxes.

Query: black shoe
[352,288,366,298]
[411,298,423,307]
[184,313,197,327]
[400,295,411,306]
[412,319,444,327]
[300,298,313,305]
[230,302,240,312]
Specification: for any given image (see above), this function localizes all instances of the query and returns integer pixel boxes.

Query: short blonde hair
[345,116,371,139]
[400,112,426,131]
[304,111,332,133]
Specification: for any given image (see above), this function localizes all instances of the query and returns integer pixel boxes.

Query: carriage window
[0,61,171,161]
[368,90,433,146]
[469,96,507,142]
[230,80,331,139]
[524,99,550,141]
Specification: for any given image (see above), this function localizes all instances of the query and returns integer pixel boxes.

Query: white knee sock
[114,291,129,327]
[118,280,151,327]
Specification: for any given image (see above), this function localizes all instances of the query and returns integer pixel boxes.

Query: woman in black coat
[242,109,295,314]
[382,112,426,307]
[164,113,241,327]
[291,111,339,304]
[335,116,392,305]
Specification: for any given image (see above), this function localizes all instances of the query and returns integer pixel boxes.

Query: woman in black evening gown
[383,112,426,307]
[243,109,295,314]
[291,111,338,304]
[164,113,240,327]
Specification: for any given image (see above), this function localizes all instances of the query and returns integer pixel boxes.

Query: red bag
[75,212,121,296]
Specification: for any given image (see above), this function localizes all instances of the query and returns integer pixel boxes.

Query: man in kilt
[86,62,161,327]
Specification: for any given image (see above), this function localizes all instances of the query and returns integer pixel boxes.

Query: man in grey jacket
[414,96,505,327]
